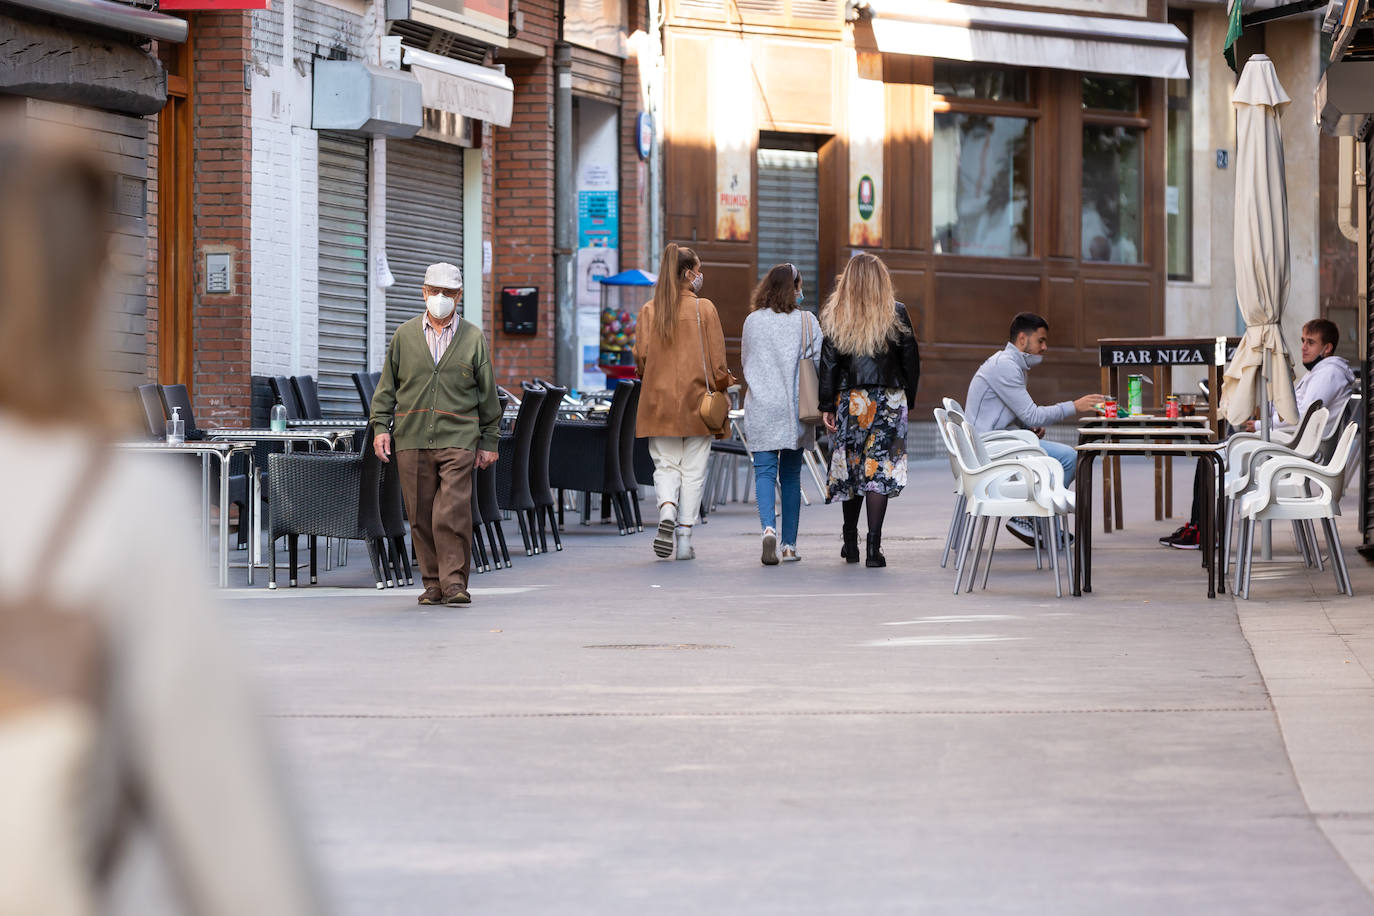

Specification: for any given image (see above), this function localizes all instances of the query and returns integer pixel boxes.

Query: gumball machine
[596,269,656,381]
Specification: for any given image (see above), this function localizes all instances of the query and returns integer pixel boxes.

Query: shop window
[1166,11,1193,280]
[1081,124,1143,263]
[934,62,1029,103]
[932,112,1033,258]
[1082,76,1140,112]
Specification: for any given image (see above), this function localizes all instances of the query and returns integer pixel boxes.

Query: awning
[403,47,514,128]
[858,0,1189,80]
[312,60,423,139]
[6,0,187,42]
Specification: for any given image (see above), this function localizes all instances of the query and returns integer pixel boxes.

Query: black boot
[866,531,886,568]
[841,526,860,563]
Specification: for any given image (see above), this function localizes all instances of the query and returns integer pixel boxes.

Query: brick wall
[490,0,558,387]
[193,10,253,425]
[145,108,160,380]
[619,10,648,273]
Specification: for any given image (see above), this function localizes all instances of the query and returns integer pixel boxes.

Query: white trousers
[647,436,712,526]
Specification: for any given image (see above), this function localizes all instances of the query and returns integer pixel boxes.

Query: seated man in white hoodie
[965,312,1105,545]
[1160,317,1356,549]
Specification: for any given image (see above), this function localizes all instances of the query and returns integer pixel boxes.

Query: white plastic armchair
[1234,422,1359,598]
[1222,398,1325,463]
[1224,406,1328,500]
[948,420,1075,597]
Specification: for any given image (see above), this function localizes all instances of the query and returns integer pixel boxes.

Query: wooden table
[1073,441,1226,598]
[1095,337,1239,532]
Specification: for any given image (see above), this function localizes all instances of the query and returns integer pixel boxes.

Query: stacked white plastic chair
[1234,422,1359,598]
[943,417,1075,597]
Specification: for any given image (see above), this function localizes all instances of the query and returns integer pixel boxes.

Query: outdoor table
[1073,441,1226,599]
[208,428,354,451]
[1096,337,1239,532]
[116,440,256,588]
[287,418,366,430]
[1077,419,1216,534]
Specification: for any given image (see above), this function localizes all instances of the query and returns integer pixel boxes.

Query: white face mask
[427,293,456,320]
[689,272,703,293]
[1022,352,1043,368]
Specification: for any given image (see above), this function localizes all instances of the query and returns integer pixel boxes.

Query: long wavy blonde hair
[648,243,699,345]
[820,252,897,357]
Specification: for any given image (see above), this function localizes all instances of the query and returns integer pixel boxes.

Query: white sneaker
[675,526,695,560]
[761,527,779,566]
[654,505,677,559]
[780,545,801,562]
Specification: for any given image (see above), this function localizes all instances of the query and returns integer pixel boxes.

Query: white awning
[403,47,515,128]
[858,0,1190,80]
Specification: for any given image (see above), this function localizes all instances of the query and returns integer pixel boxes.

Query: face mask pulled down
[427,293,457,321]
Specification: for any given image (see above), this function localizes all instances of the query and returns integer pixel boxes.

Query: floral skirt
[827,386,908,502]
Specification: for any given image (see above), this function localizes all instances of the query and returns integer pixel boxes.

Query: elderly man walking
[370,262,501,606]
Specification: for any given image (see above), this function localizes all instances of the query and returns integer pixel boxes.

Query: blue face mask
[795,292,804,306]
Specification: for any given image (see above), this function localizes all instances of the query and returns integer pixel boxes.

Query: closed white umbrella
[1220,53,1299,429]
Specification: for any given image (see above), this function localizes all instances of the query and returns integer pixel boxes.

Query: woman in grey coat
[741,264,822,565]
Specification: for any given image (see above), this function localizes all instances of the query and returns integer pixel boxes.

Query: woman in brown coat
[634,243,735,560]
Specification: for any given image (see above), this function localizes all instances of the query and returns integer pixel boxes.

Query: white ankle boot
[653,504,677,559]
[675,525,695,560]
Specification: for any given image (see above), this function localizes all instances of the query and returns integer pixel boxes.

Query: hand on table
[1075,394,1107,413]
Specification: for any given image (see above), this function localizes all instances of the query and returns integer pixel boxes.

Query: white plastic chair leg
[980,517,1001,590]
[1322,517,1354,596]
[1307,520,1324,571]
[1049,517,1063,598]
[965,516,990,594]
[953,513,977,595]
[1242,518,1256,600]
[1032,520,1043,570]
[941,495,966,569]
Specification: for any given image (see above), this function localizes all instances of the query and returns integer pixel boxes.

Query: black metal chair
[352,371,376,415]
[496,385,547,556]
[551,380,633,534]
[528,380,568,552]
[135,383,164,437]
[268,427,389,589]
[291,375,324,420]
[158,383,251,548]
[618,379,644,532]
[377,457,413,586]
[270,375,304,420]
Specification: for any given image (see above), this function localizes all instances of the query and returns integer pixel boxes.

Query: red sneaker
[1166,523,1201,550]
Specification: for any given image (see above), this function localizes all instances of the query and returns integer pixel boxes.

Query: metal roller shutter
[317,132,370,419]
[385,139,464,341]
[756,148,820,310]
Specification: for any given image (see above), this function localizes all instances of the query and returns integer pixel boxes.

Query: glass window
[933,63,1029,103]
[933,112,1033,258]
[1166,13,1193,280]
[1081,125,1143,264]
[1082,76,1140,112]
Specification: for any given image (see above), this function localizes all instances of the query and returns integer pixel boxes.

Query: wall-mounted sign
[161,0,269,10]
[713,39,752,242]
[847,49,883,247]
[635,112,653,160]
[501,287,538,335]
[1098,339,1239,367]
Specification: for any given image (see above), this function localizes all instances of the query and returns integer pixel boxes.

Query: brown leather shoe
[443,585,471,606]
[417,586,443,606]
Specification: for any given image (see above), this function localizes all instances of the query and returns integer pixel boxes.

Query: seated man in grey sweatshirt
[964,312,1104,540]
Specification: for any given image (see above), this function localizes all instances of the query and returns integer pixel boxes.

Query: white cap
[423,262,462,290]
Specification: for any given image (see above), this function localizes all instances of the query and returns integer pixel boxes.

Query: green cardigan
[369,315,502,453]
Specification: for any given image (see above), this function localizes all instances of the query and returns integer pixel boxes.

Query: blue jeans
[752,448,803,545]
[1040,438,1077,485]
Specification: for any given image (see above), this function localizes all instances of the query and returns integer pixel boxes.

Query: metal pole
[553,44,578,389]
[1261,348,1272,560]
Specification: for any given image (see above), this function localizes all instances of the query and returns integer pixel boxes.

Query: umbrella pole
[1260,349,1273,560]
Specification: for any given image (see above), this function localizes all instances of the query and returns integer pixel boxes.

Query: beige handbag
[797,313,820,425]
[696,304,730,435]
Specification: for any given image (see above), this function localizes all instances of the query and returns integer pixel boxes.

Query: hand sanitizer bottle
[166,406,185,445]
[270,396,288,433]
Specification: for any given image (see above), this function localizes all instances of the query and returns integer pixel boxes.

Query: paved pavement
[220,457,1374,914]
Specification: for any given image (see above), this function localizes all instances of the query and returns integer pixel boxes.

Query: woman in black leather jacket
[818,252,921,567]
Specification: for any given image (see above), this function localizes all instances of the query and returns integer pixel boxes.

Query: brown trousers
[395,447,475,592]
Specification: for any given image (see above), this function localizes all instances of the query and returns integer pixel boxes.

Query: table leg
[1154,455,1164,521]
[1074,452,1095,596]
[201,454,211,569]
[1101,454,1113,534]
[218,454,230,589]
[1214,454,1226,596]
[1164,456,1174,519]
[1200,453,1215,599]
[1112,455,1124,530]
[246,452,257,587]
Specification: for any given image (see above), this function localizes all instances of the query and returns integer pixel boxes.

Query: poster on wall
[575,99,620,385]
[713,40,753,242]
[848,50,884,247]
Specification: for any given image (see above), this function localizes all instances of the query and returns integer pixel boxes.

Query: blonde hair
[820,252,898,357]
[649,243,698,344]
[0,141,115,427]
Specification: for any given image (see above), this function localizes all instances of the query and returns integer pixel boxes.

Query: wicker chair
[270,375,304,420]
[135,383,165,437]
[291,375,325,420]
[618,379,644,532]
[377,453,413,586]
[157,383,251,548]
[496,385,547,556]
[352,371,376,415]
[550,379,633,534]
[267,427,389,589]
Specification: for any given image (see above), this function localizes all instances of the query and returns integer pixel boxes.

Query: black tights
[842,493,889,535]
